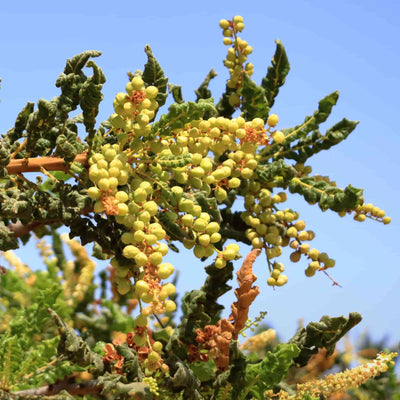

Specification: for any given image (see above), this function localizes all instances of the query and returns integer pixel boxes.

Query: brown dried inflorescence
[103,343,124,374]
[195,249,261,370]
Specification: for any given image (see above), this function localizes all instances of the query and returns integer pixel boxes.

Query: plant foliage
[0,15,397,400]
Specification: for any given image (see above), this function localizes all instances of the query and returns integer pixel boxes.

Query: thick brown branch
[8,221,48,238]
[12,380,101,398]
[6,153,89,175]
[8,208,93,239]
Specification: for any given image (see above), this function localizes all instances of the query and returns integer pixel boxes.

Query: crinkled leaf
[284,118,359,163]
[143,45,168,112]
[49,308,104,374]
[289,177,364,212]
[241,74,269,120]
[189,360,216,382]
[152,98,217,136]
[195,69,217,101]
[215,85,236,118]
[263,91,339,159]
[261,39,290,109]
[288,312,362,366]
[201,261,233,323]
[179,290,212,345]
[246,343,300,400]
[80,60,106,144]
[170,361,203,400]
[169,83,184,104]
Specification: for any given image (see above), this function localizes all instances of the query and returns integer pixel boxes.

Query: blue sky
[1,0,399,350]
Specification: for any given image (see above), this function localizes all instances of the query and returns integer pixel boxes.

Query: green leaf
[98,374,153,400]
[245,343,300,400]
[179,290,212,345]
[169,83,185,104]
[289,177,364,212]
[241,74,269,121]
[288,312,362,366]
[63,51,102,75]
[170,361,204,400]
[195,192,222,223]
[40,171,72,192]
[200,261,233,324]
[189,360,216,382]
[49,308,104,374]
[152,98,217,136]
[262,91,339,160]
[0,220,19,251]
[257,159,298,186]
[143,45,168,112]
[215,84,236,118]
[195,69,217,101]
[80,59,106,144]
[261,40,290,108]
[228,341,248,399]
[7,102,34,143]
[283,118,359,163]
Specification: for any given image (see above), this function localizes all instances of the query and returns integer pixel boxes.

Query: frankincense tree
[0,15,397,400]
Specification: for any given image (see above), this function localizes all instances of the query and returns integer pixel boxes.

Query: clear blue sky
[1,1,399,350]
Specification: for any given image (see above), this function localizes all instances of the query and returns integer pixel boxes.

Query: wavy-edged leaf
[98,374,152,400]
[245,343,300,400]
[170,360,204,400]
[195,192,222,223]
[179,290,212,345]
[201,261,233,323]
[215,85,236,118]
[157,210,187,241]
[241,74,269,120]
[63,50,102,75]
[195,69,218,101]
[80,59,106,144]
[228,341,248,399]
[143,45,168,111]
[261,39,290,108]
[257,159,298,185]
[152,98,217,136]
[262,91,339,160]
[157,152,192,168]
[189,359,216,382]
[49,308,104,374]
[288,312,362,366]
[6,102,34,143]
[282,118,359,163]
[169,83,184,104]
[289,176,364,212]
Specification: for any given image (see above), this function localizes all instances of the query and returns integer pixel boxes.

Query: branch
[12,380,101,398]
[6,153,88,175]
[7,208,93,238]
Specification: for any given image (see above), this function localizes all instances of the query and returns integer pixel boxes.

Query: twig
[9,139,27,160]
[322,270,342,287]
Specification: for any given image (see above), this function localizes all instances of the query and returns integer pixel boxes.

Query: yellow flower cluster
[240,328,276,353]
[296,352,397,398]
[2,250,31,277]
[61,234,96,304]
[265,352,397,399]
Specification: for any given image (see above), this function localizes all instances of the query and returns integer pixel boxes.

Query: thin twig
[9,139,27,160]
[322,269,342,287]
